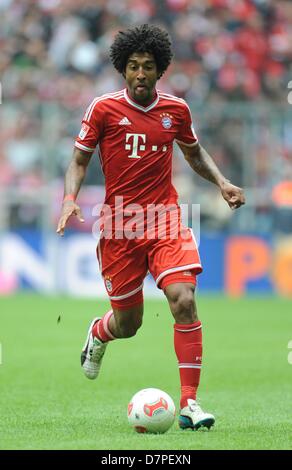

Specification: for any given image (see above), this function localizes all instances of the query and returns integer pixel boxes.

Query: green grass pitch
[0,294,291,450]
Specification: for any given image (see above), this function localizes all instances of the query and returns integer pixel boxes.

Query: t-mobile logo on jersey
[125,133,167,158]
[125,133,146,159]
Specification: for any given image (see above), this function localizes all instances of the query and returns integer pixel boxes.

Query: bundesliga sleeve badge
[78,123,90,140]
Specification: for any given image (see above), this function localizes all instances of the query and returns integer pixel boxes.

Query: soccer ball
[127,388,176,434]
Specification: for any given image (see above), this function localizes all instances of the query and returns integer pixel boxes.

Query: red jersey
[75,88,198,211]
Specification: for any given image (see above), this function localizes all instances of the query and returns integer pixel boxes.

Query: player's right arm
[56,148,92,236]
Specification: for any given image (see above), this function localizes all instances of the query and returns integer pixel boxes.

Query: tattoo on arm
[184,144,227,187]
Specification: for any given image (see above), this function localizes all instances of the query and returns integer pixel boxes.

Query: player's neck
[126,88,157,107]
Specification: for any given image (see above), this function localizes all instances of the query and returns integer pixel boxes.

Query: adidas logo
[119,117,132,125]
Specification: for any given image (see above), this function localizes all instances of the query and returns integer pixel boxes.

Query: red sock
[92,310,116,343]
[174,321,202,409]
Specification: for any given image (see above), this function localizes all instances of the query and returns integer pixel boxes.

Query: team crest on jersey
[160,113,173,129]
[105,275,113,292]
[78,123,90,140]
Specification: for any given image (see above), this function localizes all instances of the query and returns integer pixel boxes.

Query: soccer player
[57,25,245,430]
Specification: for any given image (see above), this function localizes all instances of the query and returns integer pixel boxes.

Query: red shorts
[96,225,202,310]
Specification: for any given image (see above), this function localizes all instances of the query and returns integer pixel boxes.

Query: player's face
[125,52,158,105]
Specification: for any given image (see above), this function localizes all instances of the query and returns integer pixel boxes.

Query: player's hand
[56,201,85,236]
[220,180,245,210]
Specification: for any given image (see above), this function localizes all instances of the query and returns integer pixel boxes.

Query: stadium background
[0,0,292,451]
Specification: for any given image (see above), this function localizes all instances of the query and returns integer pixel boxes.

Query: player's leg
[81,272,144,380]
[81,235,147,379]
[90,302,144,344]
[148,223,214,429]
[163,278,215,430]
[109,304,144,338]
[163,278,202,406]
[81,303,143,380]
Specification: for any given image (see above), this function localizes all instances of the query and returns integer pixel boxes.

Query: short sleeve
[175,103,198,147]
[75,99,104,153]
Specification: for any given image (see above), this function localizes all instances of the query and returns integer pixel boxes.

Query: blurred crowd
[0,0,292,231]
[1,0,291,104]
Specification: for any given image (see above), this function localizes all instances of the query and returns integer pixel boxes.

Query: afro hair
[109,24,173,78]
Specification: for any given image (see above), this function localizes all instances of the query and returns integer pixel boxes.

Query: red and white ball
[127,388,176,434]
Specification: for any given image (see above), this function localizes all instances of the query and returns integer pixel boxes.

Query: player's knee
[167,285,197,322]
[117,321,141,338]
[175,293,194,317]
[115,312,143,338]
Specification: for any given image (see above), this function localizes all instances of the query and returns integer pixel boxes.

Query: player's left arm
[178,141,245,210]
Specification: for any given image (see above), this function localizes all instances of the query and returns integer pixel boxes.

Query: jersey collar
[124,88,159,113]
